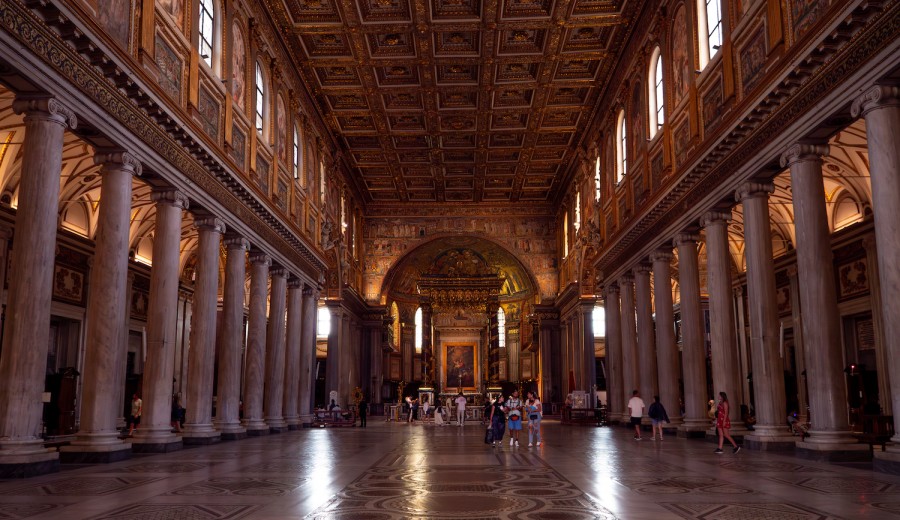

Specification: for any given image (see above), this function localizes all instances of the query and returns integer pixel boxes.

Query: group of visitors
[486,390,543,447]
[627,389,741,454]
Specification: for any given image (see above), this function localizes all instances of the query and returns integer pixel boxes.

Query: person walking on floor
[525,391,542,447]
[489,394,506,447]
[648,395,670,441]
[506,390,523,447]
[358,396,368,428]
[627,389,645,440]
[455,392,467,427]
[715,391,741,454]
[128,393,142,436]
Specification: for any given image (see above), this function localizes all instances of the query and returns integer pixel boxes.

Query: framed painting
[388,354,401,380]
[443,343,477,391]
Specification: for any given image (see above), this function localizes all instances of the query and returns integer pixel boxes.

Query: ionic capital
[303,286,320,300]
[151,188,189,209]
[270,266,289,278]
[673,232,700,248]
[699,211,732,228]
[633,263,652,276]
[194,216,226,234]
[94,150,142,177]
[12,95,77,129]
[734,181,774,203]
[649,249,674,264]
[224,235,250,251]
[603,282,619,297]
[851,84,900,118]
[618,273,634,287]
[779,143,829,169]
[288,277,303,289]
[249,251,271,267]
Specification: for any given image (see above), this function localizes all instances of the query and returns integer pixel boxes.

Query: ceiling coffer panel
[280,0,627,205]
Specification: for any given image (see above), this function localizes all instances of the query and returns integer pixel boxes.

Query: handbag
[484,427,494,444]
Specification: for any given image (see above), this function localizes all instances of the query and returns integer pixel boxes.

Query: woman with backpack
[648,395,670,441]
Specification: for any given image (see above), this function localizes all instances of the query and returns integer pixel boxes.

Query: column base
[266,417,288,432]
[874,446,900,475]
[131,428,183,453]
[245,426,270,437]
[795,441,871,462]
[220,430,248,441]
[268,426,287,434]
[677,419,711,438]
[743,429,797,451]
[287,424,302,431]
[182,430,221,446]
[215,422,247,441]
[59,442,132,464]
[0,450,60,478]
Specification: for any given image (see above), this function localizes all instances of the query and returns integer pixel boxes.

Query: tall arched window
[648,47,665,138]
[616,109,627,183]
[197,0,216,68]
[574,192,582,233]
[594,156,602,202]
[255,62,266,135]
[562,211,569,258]
[593,306,606,338]
[697,0,723,69]
[414,307,423,353]
[317,306,331,339]
[319,159,326,205]
[390,302,400,349]
[497,307,506,348]
[293,125,301,180]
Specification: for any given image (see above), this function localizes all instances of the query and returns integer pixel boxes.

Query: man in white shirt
[627,389,645,440]
[455,393,467,426]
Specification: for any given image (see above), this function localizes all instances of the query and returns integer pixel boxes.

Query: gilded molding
[11,95,77,129]
[779,143,829,169]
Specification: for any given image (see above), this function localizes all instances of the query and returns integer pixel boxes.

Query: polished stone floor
[1,421,899,519]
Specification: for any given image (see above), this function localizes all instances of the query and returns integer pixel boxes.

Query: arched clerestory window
[697,0,723,69]
[317,306,331,339]
[616,109,627,184]
[414,307,423,353]
[498,307,506,348]
[293,125,302,180]
[197,0,216,69]
[255,61,266,136]
[594,156,602,203]
[593,306,606,338]
[648,47,665,138]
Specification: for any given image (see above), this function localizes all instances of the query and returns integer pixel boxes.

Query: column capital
[633,263,652,276]
[249,251,271,267]
[734,181,774,203]
[779,143,829,169]
[851,84,900,118]
[673,232,700,248]
[94,150,142,177]
[650,249,674,263]
[151,188,190,210]
[618,273,634,286]
[12,95,77,129]
[270,266,289,278]
[303,286,320,299]
[603,282,619,297]
[194,216,226,234]
[288,277,303,289]
[699,210,732,228]
[224,235,250,251]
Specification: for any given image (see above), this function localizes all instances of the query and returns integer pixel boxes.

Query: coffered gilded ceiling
[275,0,630,207]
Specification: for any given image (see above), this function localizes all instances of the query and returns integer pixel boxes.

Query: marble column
[340,314,353,407]
[862,236,892,416]
[735,182,792,445]
[283,277,303,430]
[264,266,288,432]
[0,226,12,307]
[326,305,341,405]
[131,188,188,453]
[604,283,623,422]
[853,85,900,468]
[214,235,248,440]
[61,152,140,462]
[580,301,597,406]
[781,144,863,452]
[651,249,683,428]
[701,212,744,434]
[182,217,225,444]
[619,274,638,416]
[242,252,270,435]
[787,267,809,424]
[421,302,433,387]
[634,264,658,420]
[298,286,318,424]
[674,233,710,434]
[0,97,75,474]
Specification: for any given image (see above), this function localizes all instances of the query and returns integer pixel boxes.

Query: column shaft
[651,250,683,427]
[604,284,623,421]
[634,265,658,419]
[182,217,225,442]
[619,275,638,418]
[132,189,187,450]
[326,305,341,406]
[264,268,288,431]
[214,236,248,438]
[283,278,303,428]
[581,302,597,406]
[242,252,270,434]
[675,233,710,433]
[298,287,318,423]
[0,98,74,465]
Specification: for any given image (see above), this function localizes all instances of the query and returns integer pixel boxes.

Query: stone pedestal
[242,252,270,435]
[131,189,188,454]
[603,284,623,423]
[182,217,225,445]
[618,275,638,424]
[651,250,683,428]
[214,236,249,440]
[674,234,710,436]
[62,151,140,463]
[283,278,303,430]
[0,97,75,476]
[633,264,658,424]
[264,267,289,433]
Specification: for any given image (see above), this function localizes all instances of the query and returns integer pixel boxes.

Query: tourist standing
[627,390,644,440]
[128,393,142,436]
[489,395,506,447]
[647,395,670,441]
[715,392,741,454]
[506,390,523,446]
[526,391,542,447]
[455,392,467,427]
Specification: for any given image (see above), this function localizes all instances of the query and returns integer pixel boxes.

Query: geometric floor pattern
[0,421,899,518]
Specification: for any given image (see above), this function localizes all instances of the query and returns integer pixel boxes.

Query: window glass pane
[574,193,581,233]
[593,306,606,338]
[415,307,422,353]
[706,0,723,59]
[563,212,569,256]
[198,0,214,67]
[317,307,330,338]
[498,307,506,348]
[255,63,264,133]
[655,55,665,127]
[594,157,601,202]
[293,127,300,179]
[619,112,627,181]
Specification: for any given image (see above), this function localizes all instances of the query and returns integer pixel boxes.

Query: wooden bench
[854,415,894,451]
[311,410,357,427]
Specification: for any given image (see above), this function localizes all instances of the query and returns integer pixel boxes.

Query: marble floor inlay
[0,422,898,518]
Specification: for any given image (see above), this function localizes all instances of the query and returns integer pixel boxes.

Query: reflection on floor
[0,421,898,519]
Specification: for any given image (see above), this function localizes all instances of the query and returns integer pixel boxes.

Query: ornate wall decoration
[276,177,289,212]
[232,22,247,113]
[673,116,691,168]
[791,0,833,42]
[256,154,270,194]
[630,81,644,155]
[838,258,868,299]
[671,5,691,107]
[197,85,220,139]
[702,76,724,132]
[230,124,247,167]
[632,165,646,207]
[276,95,288,163]
[94,0,131,49]
[650,152,663,191]
[739,24,768,96]
[154,33,182,102]
[157,0,185,31]
[53,265,84,304]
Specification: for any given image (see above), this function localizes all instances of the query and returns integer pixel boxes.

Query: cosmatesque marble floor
[0,421,898,519]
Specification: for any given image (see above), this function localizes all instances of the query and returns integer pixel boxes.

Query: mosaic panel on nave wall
[363,215,557,303]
